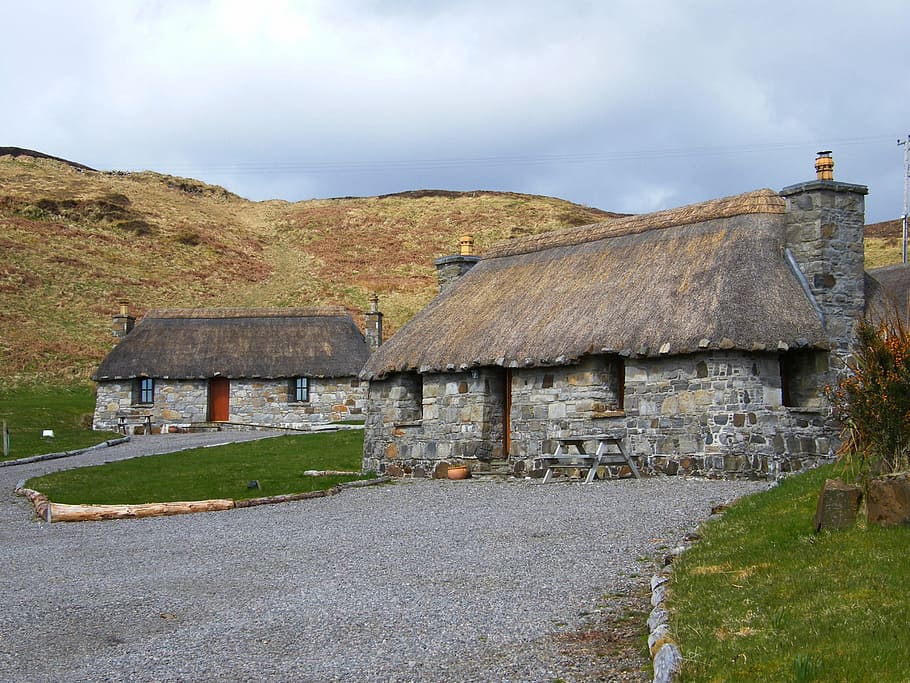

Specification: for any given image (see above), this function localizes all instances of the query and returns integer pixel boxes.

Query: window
[391,372,423,424]
[780,350,828,409]
[133,377,154,405]
[291,377,310,403]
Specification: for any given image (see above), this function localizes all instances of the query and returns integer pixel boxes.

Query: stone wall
[364,370,506,475]
[620,352,834,478]
[94,377,365,432]
[362,351,836,479]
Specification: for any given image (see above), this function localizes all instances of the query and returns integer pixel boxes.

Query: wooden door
[208,377,230,422]
[502,368,512,458]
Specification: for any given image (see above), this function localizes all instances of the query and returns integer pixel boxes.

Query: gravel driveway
[0,433,767,682]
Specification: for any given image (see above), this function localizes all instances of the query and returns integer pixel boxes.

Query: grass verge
[26,431,373,504]
[0,385,120,461]
[670,464,910,682]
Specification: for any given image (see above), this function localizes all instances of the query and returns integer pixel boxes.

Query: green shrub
[827,311,910,475]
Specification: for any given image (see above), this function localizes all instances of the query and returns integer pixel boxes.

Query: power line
[121,134,895,176]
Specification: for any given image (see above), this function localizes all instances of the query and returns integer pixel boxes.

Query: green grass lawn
[670,464,910,682]
[0,385,120,461]
[26,430,372,504]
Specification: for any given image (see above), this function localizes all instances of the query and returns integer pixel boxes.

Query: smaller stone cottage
[92,306,373,432]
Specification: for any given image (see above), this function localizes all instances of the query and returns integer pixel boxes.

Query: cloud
[1,0,907,220]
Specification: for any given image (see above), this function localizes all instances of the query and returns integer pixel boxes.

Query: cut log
[48,499,236,522]
[813,478,862,532]
[302,470,359,476]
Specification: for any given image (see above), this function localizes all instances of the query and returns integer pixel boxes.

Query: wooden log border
[0,437,131,468]
[15,476,392,523]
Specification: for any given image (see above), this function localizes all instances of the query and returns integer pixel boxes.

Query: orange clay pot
[446,465,470,480]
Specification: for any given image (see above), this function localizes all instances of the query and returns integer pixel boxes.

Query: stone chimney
[435,234,481,295]
[780,152,869,354]
[112,299,135,341]
[364,292,383,351]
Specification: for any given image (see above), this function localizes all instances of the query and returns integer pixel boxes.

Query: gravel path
[0,433,768,682]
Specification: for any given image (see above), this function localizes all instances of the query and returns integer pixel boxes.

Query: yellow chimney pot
[815,151,834,181]
[459,234,475,256]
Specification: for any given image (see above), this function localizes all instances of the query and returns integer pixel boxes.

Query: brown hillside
[0,153,614,386]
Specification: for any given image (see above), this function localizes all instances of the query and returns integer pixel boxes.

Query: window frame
[133,377,154,405]
[291,376,310,403]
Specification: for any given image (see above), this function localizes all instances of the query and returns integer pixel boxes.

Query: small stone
[647,605,669,631]
[651,582,668,607]
[650,574,670,591]
[653,643,683,683]
[648,623,672,656]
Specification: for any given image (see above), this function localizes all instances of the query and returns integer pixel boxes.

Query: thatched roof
[866,264,910,323]
[362,190,828,379]
[93,307,369,380]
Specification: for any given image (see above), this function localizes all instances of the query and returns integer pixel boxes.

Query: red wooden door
[208,377,230,422]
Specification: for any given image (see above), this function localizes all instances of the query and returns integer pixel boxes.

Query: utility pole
[899,135,910,263]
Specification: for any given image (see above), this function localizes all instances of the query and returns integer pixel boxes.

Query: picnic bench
[540,432,640,483]
[117,413,152,435]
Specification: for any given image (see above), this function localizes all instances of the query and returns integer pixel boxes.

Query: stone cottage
[361,154,910,479]
[93,306,376,432]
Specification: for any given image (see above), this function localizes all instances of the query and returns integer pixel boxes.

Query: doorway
[500,368,512,458]
[208,377,230,422]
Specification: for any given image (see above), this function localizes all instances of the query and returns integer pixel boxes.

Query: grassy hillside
[0,152,617,386]
[865,218,906,270]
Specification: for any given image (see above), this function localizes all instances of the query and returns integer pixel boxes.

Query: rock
[650,574,670,591]
[648,623,672,656]
[647,606,669,632]
[651,582,669,607]
[652,643,683,683]
[813,478,862,532]
[867,475,910,527]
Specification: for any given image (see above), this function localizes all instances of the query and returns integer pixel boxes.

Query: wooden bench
[540,433,640,483]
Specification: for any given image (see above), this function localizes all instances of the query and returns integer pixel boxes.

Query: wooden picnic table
[540,432,640,483]
[117,414,152,435]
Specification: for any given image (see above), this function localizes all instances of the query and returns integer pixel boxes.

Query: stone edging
[15,476,392,523]
[0,437,131,468]
[646,496,752,682]
[647,565,683,682]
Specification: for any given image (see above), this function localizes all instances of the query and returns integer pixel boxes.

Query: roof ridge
[145,306,351,320]
[485,189,785,259]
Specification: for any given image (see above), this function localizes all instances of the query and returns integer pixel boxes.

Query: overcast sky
[2,1,908,222]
